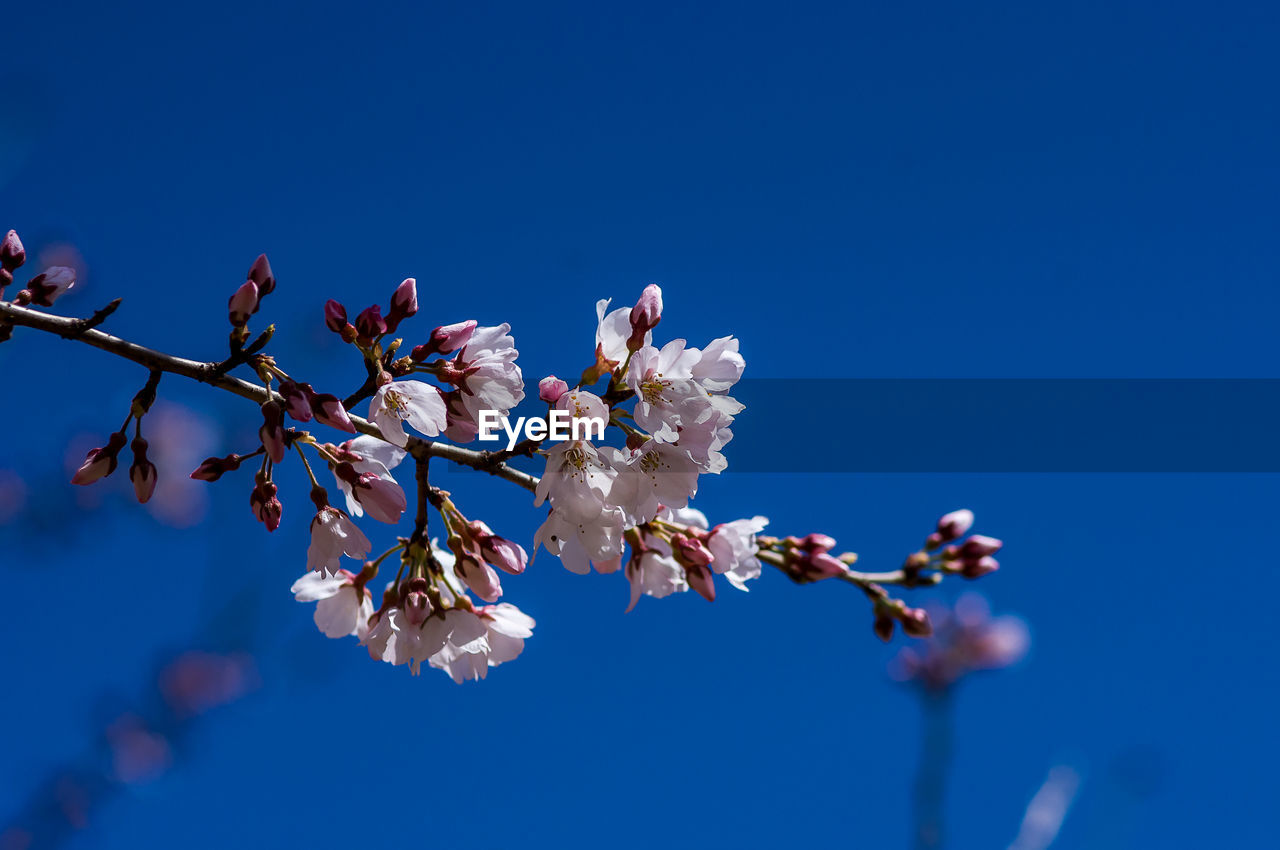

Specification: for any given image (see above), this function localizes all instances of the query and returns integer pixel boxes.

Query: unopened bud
[26,266,76,307]
[684,562,716,602]
[228,280,259,327]
[258,401,287,463]
[538,375,570,404]
[71,432,128,485]
[626,284,662,351]
[129,437,158,503]
[960,555,1000,579]
[414,320,477,360]
[355,304,386,340]
[247,254,275,298]
[384,277,418,333]
[190,453,243,482]
[934,509,975,545]
[958,535,1003,558]
[900,607,933,638]
[0,230,25,272]
[873,614,895,642]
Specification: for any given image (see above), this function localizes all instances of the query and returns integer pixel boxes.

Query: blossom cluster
[1,226,1005,684]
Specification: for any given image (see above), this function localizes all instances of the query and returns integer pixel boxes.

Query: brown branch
[0,299,540,492]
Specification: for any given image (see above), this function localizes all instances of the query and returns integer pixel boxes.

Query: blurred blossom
[143,402,219,528]
[159,651,257,717]
[106,715,172,785]
[890,593,1030,691]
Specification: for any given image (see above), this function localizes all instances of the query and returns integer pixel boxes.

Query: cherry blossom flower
[430,603,536,683]
[690,336,745,393]
[625,550,689,612]
[605,440,702,526]
[534,507,626,574]
[329,435,406,518]
[706,515,769,592]
[307,505,372,576]
[595,297,640,366]
[438,324,524,442]
[626,340,703,441]
[368,380,448,447]
[291,570,375,639]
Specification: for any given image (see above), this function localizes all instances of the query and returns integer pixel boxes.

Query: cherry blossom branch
[0,299,538,492]
[1,228,1006,683]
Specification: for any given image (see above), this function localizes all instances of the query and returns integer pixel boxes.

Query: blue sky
[2,2,1278,848]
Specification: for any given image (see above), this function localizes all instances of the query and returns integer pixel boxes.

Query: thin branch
[0,300,539,492]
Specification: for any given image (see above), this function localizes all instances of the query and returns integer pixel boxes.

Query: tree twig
[0,300,539,492]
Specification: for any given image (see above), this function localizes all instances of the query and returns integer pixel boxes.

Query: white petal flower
[369,380,448,447]
[625,551,688,612]
[306,506,372,575]
[595,298,638,365]
[291,571,374,639]
[706,516,768,592]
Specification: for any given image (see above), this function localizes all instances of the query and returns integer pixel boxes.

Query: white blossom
[369,380,448,447]
[306,506,372,575]
[291,571,375,639]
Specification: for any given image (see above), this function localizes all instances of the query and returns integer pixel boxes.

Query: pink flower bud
[685,562,716,602]
[782,549,848,583]
[384,278,418,333]
[934,509,975,544]
[478,531,528,575]
[538,375,570,404]
[352,472,406,524]
[413,319,477,360]
[278,380,313,422]
[355,304,386,340]
[455,555,503,602]
[71,432,128,485]
[958,535,1003,558]
[874,615,895,642]
[190,453,243,482]
[309,392,356,433]
[671,532,714,567]
[247,254,275,298]
[250,475,282,531]
[0,230,25,272]
[228,280,259,327]
[960,555,1000,579]
[258,401,287,463]
[627,284,662,351]
[129,438,158,503]
[25,266,76,307]
[900,607,933,638]
[324,299,349,333]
